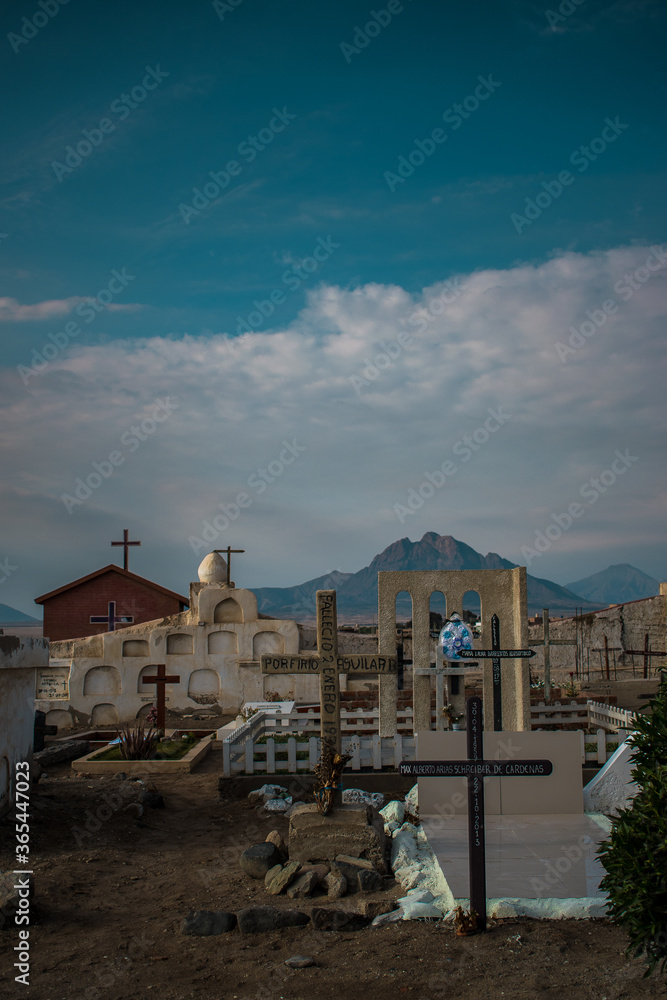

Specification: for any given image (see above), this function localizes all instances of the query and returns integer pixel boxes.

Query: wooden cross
[111,529,141,571]
[261,589,397,754]
[458,614,535,730]
[400,696,553,932]
[142,664,180,730]
[213,547,245,586]
[624,633,666,679]
[529,608,577,703]
[90,600,134,632]
[591,635,622,680]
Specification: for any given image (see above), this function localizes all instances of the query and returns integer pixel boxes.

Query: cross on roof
[529,607,577,702]
[260,589,397,756]
[213,547,245,586]
[400,696,553,932]
[90,600,134,632]
[142,664,180,730]
[111,529,141,571]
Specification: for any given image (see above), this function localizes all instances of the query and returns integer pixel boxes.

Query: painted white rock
[380,800,405,825]
[404,783,418,816]
[198,551,228,584]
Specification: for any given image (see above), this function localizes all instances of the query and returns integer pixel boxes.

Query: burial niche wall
[166,633,194,655]
[83,665,122,696]
[208,630,238,654]
[188,668,221,702]
[214,598,243,623]
[123,639,149,657]
[252,631,284,657]
[91,703,119,726]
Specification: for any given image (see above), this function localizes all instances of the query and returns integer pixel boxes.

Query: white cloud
[2,244,665,608]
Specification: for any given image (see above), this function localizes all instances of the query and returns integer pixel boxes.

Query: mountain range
[0,603,40,624]
[252,532,636,621]
[565,564,659,606]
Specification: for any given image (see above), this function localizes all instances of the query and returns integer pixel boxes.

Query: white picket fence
[222,700,636,776]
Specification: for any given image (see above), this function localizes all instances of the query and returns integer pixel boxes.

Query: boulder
[331,858,383,893]
[236,905,310,934]
[265,830,287,854]
[288,803,386,873]
[323,870,347,899]
[248,784,289,806]
[180,910,236,936]
[285,955,315,968]
[342,788,384,809]
[239,842,284,879]
[286,870,320,899]
[265,861,301,895]
[380,800,405,827]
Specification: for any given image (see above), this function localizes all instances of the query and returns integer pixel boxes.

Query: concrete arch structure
[377,568,528,733]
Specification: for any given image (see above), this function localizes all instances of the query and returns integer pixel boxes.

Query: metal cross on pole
[111,529,141,571]
[213,547,245,586]
[400,696,553,932]
[260,589,397,756]
[458,614,536,731]
[90,600,134,632]
[142,664,180,730]
[529,608,577,703]
[591,635,622,680]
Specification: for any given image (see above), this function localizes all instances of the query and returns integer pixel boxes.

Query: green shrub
[597,671,667,976]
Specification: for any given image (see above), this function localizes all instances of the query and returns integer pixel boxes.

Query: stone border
[71,733,213,775]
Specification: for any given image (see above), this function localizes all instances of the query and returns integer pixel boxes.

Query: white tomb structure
[0,636,49,814]
[38,553,310,729]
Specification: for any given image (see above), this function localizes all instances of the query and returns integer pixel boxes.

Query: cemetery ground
[1,751,665,999]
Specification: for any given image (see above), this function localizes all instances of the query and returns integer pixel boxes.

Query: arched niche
[188,669,221,699]
[462,590,481,631]
[90,703,119,726]
[137,664,164,694]
[83,665,121,696]
[252,631,284,657]
[429,590,447,635]
[214,598,243,623]
[208,630,238,654]
[123,639,149,657]
[166,633,193,655]
[135,704,154,721]
[46,709,72,731]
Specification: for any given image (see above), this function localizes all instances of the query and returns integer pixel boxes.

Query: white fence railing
[222,702,635,776]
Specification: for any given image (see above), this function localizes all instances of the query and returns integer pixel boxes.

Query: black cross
[458,614,535,731]
[90,601,134,632]
[400,696,552,932]
[111,529,141,571]
[213,547,245,586]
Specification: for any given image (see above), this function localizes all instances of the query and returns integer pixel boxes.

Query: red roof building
[35,565,189,642]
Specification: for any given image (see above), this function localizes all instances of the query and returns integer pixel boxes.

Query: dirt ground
[1,749,665,1000]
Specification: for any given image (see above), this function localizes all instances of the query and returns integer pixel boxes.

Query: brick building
[35,565,189,642]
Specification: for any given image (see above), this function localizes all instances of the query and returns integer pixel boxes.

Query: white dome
[197,551,227,584]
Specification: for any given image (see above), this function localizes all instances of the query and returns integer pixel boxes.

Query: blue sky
[1,0,666,616]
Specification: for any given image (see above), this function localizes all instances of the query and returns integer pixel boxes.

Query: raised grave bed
[71,732,213,775]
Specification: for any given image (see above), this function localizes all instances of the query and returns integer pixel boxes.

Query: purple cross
[90,601,134,632]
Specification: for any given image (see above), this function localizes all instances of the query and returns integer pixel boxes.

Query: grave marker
[261,589,397,753]
[213,546,245,586]
[529,607,577,702]
[400,696,553,931]
[143,663,180,730]
[458,615,535,730]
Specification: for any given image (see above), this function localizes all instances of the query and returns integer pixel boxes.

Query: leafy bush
[597,671,667,976]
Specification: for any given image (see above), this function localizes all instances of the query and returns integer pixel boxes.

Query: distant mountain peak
[566,564,659,606]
